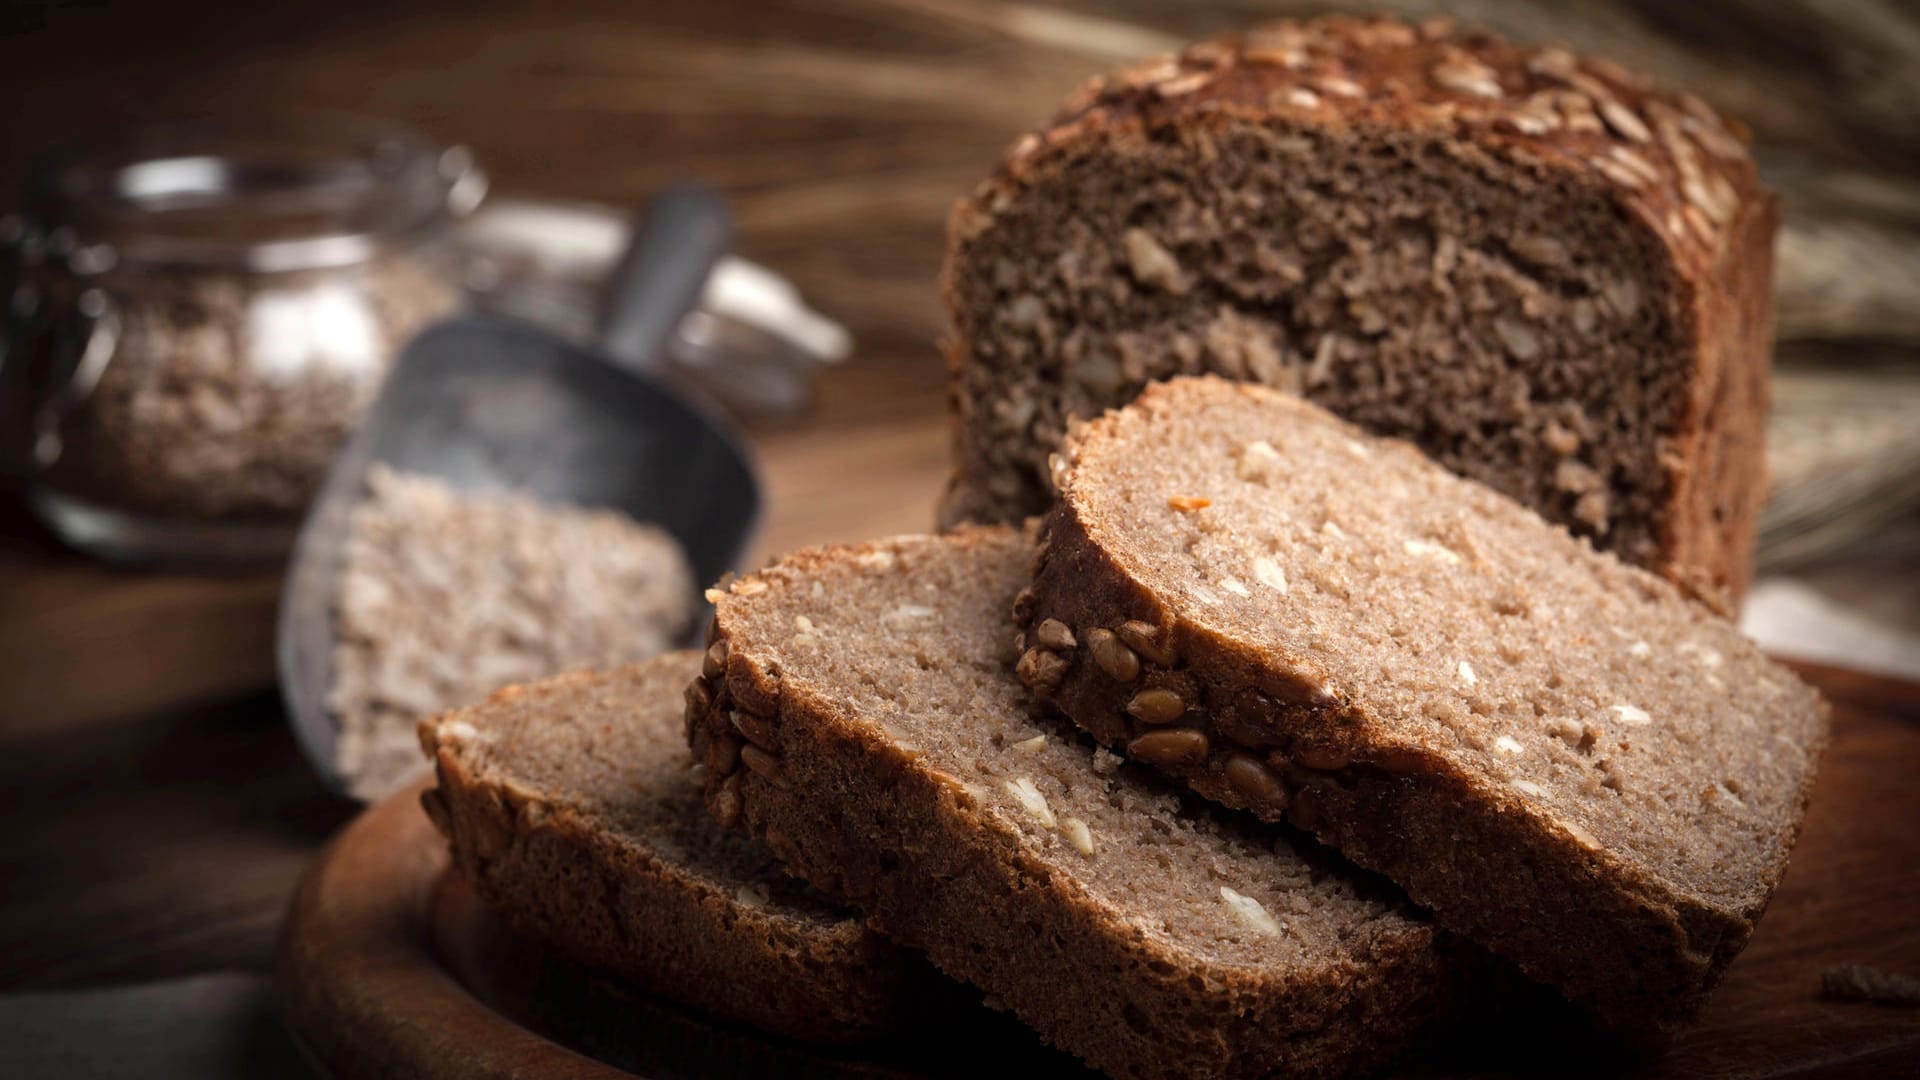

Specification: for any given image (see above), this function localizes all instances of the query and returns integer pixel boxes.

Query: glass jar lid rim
[29,115,479,272]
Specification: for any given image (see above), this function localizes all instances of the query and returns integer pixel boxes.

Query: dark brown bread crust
[1663,187,1775,608]
[1019,380,1828,1042]
[940,14,1774,612]
[688,528,1458,1080]
[418,656,922,1042]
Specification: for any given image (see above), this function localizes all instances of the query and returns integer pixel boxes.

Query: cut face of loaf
[416,653,926,1041]
[688,526,1457,1080]
[940,15,1775,610]
[1020,376,1828,1040]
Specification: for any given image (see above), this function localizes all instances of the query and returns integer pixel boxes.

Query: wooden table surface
[0,4,1916,1075]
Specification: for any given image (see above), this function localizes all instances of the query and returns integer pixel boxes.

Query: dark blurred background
[4,0,1919,346]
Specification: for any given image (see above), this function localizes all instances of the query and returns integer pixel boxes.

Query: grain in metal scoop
[277,184,759,796]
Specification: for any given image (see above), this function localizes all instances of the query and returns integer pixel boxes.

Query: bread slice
[1019,376,1828,1040]
[687,525,1457,1080]
[417,652,927,1042]
[939,15,1775,611]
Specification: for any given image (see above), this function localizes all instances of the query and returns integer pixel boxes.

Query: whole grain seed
[1005,776,1058,829]
[684,676,713,721]
[1685,114,1748,161]
[1592,157,1647,190]
[1181,40,1232,69]
[1598,100,1651,142]
[1558,93,1604,133]
[740,745,787,786]
[1012,587,1037,627]
[1122,228,1188,293]
[1403,538,1462,564]
[1251,555,1289,593]
[1168,495,1212,512]
[1432,57,1502,98]
[1526,47,1578,79]
[1683,205,1717,245]
[1611,704,1652,726]
[1126,687,1187,725]
[1245,46,1308,70]
[1155,71,1211,98]
[1035,618,1077,651]
[1493,318,1541,360]
[731,710,779,751]
[1048,451,1072,490]
[1016,647,1070,690]
[1564,71,1620,109]
[1220,886,1284,936]
[729,671,781,717]
[1122,55,1180,88]
[1061,816,1096,855]
[1608,146,1662,185]
[1509,233,1569,266]
[1116,620,1176,666]
[1087,628,1141,682]
[1235,439,1283,482]
[1561,818,1601,849]
[1129,728,1210,766]
[1602,277,1641,318]
[1223,753,1289,807]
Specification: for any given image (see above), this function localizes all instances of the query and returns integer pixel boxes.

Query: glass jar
[3,117,482,564]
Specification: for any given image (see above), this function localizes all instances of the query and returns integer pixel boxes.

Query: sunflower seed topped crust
[1023,377,1828,1040]
[939,14,1774,615]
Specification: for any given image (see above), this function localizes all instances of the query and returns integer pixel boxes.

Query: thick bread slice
[1020,376,1828,1040]
[939,14,1775,611]
[688,526,1457,1080]
[417,652,924,1042]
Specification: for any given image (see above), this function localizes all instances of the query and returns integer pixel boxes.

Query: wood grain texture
[281,664,1920,1078]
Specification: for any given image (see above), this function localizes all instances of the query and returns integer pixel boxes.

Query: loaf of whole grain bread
[688,526,1459,1080]
[940,14,1775,611]
[417,652,928,1042]
[1017,376,1828,1040]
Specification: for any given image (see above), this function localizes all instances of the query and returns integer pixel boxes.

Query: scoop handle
[595,183,733,372]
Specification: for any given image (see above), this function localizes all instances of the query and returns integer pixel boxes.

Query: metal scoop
[277,184,759,796]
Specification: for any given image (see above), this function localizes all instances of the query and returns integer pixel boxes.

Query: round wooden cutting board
[274,782,1082,1080]
[276,781,636,1079]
